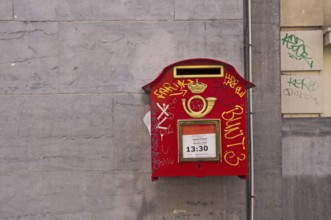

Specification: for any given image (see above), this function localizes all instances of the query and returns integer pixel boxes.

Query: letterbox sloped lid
[142,58,255,93]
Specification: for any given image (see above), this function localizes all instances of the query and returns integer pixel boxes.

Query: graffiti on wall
[282,33,314,69]
[281,30,323,71]
[281,75,323,113]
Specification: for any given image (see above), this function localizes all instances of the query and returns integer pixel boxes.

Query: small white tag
[143,111,151,135]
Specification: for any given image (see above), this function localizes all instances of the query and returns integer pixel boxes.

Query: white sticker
[182,133,216,159]
[143,111,151,135]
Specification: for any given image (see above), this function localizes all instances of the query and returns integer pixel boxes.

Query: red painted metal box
[142,58,255,181]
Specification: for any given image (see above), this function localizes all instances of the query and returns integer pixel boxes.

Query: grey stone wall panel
[0,171,146,220]
[282,118,331,136]
[84,171,146,220]
[0,0,12,20]
[252,0,279,25]
[253,105,282,168]
[86,194,146,220]
[13,0,246,22]
[0,172,47,219]
[0,94,113,139]
[283,175,331,220]
[0,1,259,220]
[223,176,246,220]
[113,94,150,171]
[254,169,282,220]
[251,0,282,218]
[0,95,113,172]
[282,101,331,220]
[13,0,175,21]
[0,22,59,94]
[175,0,243,20]
[59,20,243,94]
[146,176,245,220]
[282,136,331,177]
[0,138,114,172]
[251,22,282,166]
[283,134,331,219]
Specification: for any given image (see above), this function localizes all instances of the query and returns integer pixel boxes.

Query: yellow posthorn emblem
[182,80,217,118]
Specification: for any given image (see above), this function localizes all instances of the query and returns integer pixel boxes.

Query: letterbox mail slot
[142,58,255,181]
[174,65,224,78]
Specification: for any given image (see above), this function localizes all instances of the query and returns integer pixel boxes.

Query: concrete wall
[8,1,330,220]
[251,0,282,218]
[281,0,323,27]
[280,0,331,219]
[0,1,252,220]
[282,118,331,219]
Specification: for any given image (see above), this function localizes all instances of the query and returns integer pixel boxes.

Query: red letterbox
[142,58,255,181]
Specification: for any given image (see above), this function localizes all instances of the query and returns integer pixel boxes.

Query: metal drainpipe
[245,0,255,219]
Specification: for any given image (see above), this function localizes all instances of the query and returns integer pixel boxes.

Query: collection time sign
[178,120,220,162]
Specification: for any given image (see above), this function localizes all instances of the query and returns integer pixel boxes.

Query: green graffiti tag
[287,77,319,92]
[282,33,314,69]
